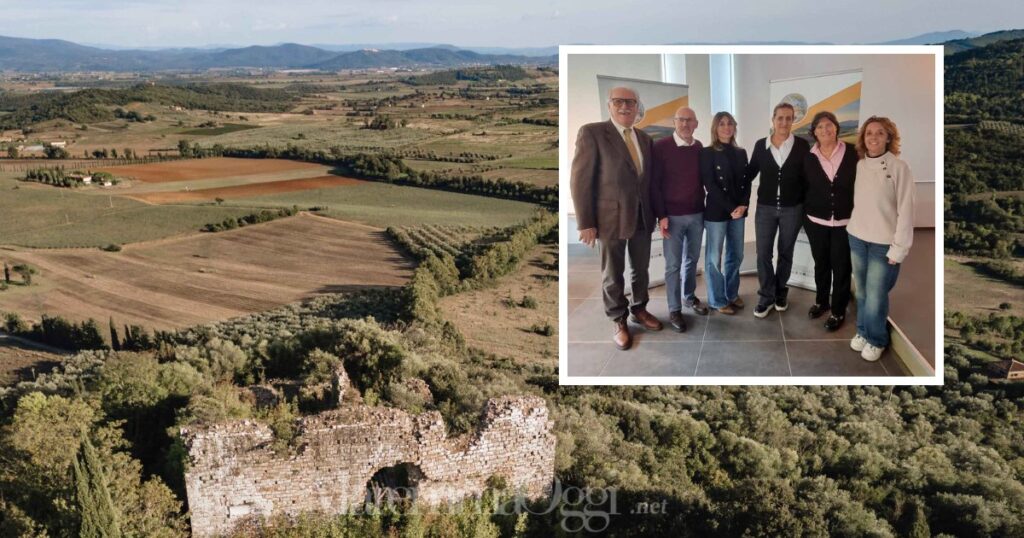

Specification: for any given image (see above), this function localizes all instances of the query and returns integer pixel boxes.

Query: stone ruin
[181,370,556,537]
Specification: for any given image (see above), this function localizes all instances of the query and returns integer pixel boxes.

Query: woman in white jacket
[846,116,914,362]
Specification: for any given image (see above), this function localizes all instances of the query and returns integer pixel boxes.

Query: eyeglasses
[609,98,638,108]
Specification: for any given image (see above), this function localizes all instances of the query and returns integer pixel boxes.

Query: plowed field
[128,175,362,204]
[100,157,325,183]
[1,213,412,330]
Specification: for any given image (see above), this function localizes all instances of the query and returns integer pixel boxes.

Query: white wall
[733,54,937,227]
[566,54,663,160]
[565,53,713,213]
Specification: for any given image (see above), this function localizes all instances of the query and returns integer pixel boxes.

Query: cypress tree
[109,317,120,352]
[73,436,121,538]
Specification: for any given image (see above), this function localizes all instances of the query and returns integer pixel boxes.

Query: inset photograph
[560,47,941,384]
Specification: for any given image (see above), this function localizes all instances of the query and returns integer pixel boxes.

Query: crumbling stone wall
[182,395,555,537]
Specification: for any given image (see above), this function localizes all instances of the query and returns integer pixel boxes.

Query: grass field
[1,213,413,330]
[439,243,557,364]
[0,338,65,386]
[944,256,1024,316]
[221,182,542,228]
[127,175,362,204]
[179,123,261,136]
[494,151,558,170]
[0,175,257,247]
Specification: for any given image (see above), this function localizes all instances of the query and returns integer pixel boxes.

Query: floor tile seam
[779,313,794,376]
[595,347,614,376]
[694,310,712,375]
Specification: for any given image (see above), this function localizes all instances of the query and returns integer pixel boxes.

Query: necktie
[622,128,642,175]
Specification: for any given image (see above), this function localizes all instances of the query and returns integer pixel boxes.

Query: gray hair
[607,86,640,102]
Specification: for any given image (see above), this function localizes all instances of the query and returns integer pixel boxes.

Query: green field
[0,173,542,246]
[495,152,558,170]
[179,123,261,136]
[944,256,1024,316]
[203,120,438,150]
[0,176,256,247]
[221,182,541,228]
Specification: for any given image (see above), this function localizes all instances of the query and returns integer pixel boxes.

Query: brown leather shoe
[717,304,737,315]
[629,308,664,331]
[613,318,632,350]
[730,297,745,309]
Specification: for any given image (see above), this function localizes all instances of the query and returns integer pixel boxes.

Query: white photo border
[558,44,944,386]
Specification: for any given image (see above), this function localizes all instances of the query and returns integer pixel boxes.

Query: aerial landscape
[0,18,1023,537]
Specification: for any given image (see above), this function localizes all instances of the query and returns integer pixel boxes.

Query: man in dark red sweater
[651,106,709,333]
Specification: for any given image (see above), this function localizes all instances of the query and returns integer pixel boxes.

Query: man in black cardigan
[745,103,810,318]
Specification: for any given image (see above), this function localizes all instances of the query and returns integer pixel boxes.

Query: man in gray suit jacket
[571,86,663,350]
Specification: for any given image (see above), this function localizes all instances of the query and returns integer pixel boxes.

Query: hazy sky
[1,0,1021,48]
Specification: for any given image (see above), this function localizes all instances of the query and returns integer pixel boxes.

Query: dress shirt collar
[672,132,697,147]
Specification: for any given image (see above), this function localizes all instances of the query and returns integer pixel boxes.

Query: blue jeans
[704,218,744,309]
[663,213,704,312]
[754,204,803,305]
[849,233,901,347]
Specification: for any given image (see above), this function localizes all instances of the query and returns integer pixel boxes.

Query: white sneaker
[861,343,884,362]
[850,334,867,352]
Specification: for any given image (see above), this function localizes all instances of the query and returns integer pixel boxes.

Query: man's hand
[579,228,598,247]
[731,205,747,220]
[659,218,670,239]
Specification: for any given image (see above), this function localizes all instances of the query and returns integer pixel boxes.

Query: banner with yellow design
[596,75,688,140]
[769,69,862,144]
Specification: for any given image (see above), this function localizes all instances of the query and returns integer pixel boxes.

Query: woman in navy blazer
[700,111,750,314]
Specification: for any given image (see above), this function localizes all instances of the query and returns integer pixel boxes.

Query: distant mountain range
[2,30,1022,72]
[0,35,556,72]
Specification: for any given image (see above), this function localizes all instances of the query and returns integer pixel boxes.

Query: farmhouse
[67,172,92,184]
[989,359,1024,380]
[182,366,556,537]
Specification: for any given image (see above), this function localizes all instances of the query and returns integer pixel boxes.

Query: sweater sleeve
[886,160,915,263]
[744,140,762,182]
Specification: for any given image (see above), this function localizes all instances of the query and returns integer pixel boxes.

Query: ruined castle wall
[183,395,555,537]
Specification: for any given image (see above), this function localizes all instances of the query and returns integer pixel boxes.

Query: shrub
[529,322,554,336]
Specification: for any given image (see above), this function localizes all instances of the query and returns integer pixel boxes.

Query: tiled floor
[567,243,908,378]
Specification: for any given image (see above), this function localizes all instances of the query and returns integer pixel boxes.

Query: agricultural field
[0,337,65,386]
[945,256,1024,316]
[98,157,328,183]
[1,68,559,188]
[0,213,413,330]
[0,174,259,247]
[220,182,540,228]
[0,67,554,335]
[439,242,558,364]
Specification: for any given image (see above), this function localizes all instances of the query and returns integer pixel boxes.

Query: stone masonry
[181,393,556,537]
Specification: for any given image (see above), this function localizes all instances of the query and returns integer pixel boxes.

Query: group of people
[570,86,914,363]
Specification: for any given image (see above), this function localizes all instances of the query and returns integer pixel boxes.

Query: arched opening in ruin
[365,462,424,508]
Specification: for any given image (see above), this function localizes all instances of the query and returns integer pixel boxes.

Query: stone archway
[364,462,424,509]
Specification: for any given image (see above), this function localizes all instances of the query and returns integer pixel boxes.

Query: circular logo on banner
[780,93,808,123]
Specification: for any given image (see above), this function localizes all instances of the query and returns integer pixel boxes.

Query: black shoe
[808,303,830,319]
[685,297,709,316]
[824,314,845,332]
[774,296,789,312]
[669,311,687,332]
[753,303,774,319]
